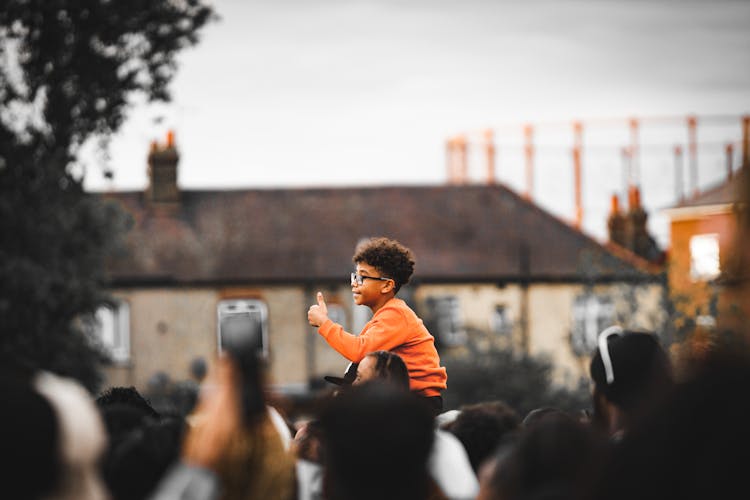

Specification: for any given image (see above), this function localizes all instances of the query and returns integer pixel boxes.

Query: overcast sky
[81,0,750,245]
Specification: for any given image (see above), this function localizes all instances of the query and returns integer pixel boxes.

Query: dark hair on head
[366,351,411,390]
[589,330,673,417]
[489,413,609,500]
[319,382,434,500]
[447,400,521,473]
[522,407,572,428]
[100,403,154,442]
[103,416,185,500]
[353,237,415,292]
[96,386,161,420]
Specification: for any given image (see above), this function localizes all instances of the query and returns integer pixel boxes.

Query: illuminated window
[217,299,269,358]
[93,301,130,363]
[690,234,720,281]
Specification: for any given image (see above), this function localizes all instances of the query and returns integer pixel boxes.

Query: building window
[217,299,269,358]
[425,296,467,347]
[690,233,720,281]
[571,294,615,356]
[491,305,513,338]
[93,301,130,363]
[327,303,348,331]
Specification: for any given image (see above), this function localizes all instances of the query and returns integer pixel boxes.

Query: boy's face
[352,262,392,307]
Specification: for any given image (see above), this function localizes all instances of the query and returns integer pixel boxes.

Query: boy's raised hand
[307,291,329,327]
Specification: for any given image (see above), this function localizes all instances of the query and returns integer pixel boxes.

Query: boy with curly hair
[308,237,447,410]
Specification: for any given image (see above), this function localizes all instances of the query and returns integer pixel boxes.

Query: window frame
[426,295,467,347]
[94,300,130,364]
[570,293,615,356]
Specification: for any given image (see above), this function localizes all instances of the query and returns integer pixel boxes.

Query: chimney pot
[610,194,620,214]
[146,135,180,205]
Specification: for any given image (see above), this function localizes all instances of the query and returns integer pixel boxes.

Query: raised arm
[316,306,408,362]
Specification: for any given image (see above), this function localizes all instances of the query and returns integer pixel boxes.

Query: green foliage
[0,1,214,391]
[443,347,591,417]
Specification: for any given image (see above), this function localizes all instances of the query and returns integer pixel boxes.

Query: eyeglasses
[598,325,623,384]
[351,272,392,286]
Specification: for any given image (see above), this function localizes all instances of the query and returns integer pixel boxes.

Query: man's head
[589,328,672,433]
[352,237,415,294]
[479,413,608,500]
[319,383,434,500]
[445,401,521,473]
[354,351,411,390]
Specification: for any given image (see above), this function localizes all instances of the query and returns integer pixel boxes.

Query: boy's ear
[380,279,396,294]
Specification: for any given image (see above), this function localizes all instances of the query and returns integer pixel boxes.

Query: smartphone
[217,300,268,359]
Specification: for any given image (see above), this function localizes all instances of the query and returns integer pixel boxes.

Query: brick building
[96,137,664,395]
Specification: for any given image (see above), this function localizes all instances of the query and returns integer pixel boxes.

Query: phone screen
[217,301,267,358]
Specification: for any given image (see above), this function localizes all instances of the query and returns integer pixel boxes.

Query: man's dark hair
[366,351,411,390]
[488,413,609,500]
[589,330,672,423]
[522,407,570,428]
[96,386,161,420]
[446,400,521,473]
[353,237,415,293]
[319,382,434,500]
[103,416,185,500]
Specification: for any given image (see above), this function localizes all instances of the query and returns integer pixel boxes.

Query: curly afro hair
[352,237,415,293]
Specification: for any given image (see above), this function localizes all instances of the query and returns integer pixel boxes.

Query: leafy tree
[0,1,214,391]
[443,347,591,417]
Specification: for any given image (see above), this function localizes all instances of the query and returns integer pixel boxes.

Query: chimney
[607,188,662,263]
[146,131,180,205]
[607,194,627,247]
[627,186,647,254]
[627,186,662,262]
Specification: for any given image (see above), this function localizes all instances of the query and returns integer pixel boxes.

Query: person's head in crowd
[352,236,416,295]
[189,356,208,382]
[444,400,521,473]
[103,416,184,500]
[354,350,410,389]
[592,332,750,500]
[589,327,673,437]
[522,407,573,428]
[1,380,60,500]
[97,386,161,448]
[319,382,435,500]
[96,386,161,420]
[478,413,609,500]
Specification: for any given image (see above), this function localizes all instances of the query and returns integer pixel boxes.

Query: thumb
[317,292,327,308]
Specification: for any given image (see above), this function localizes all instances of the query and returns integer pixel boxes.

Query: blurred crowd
[3,326,750,500]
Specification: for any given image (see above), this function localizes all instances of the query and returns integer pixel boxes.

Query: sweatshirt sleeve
[317,306,410,362]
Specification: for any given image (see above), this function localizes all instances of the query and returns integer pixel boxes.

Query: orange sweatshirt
[318,297,447,397]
